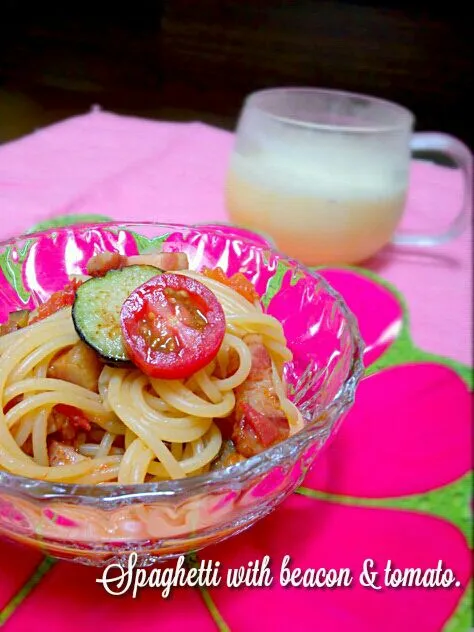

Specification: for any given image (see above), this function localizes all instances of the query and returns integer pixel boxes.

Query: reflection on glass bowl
[0,222,364,566]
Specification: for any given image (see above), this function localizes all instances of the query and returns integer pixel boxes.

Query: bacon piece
[3,394,23,415]
[0,310,30,336]
[86,251,189,277]
[231,334,289,458]
[48,440,88,466]
[22,437,33,456]
[47,409,73,439]
[126,252,189,271]
[87,252,127,277]
[47,406,91,445]
[214,346,240,380]
[54,405,91,432]
[47,341,103,392]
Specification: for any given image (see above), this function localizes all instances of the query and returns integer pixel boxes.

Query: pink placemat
[0,110,471,364]
[0,111,471,631]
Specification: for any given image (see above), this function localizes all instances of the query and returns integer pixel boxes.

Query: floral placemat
[0,215,471,631]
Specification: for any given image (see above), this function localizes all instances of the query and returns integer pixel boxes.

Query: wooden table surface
[0,0,471,146]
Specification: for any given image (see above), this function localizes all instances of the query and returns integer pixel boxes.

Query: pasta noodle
[0,269,303,484]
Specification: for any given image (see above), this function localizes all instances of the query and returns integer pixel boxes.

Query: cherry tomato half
[120,273,226,379]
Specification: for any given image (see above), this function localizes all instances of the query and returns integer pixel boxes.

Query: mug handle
[392,132,473,246]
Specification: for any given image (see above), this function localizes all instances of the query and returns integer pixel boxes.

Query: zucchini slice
[72,265,162,363]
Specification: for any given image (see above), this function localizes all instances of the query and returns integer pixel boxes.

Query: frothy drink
[226,134,408,265]
[227,88,471,262]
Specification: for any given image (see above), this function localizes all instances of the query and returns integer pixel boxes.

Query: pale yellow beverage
[226,148,407,265]
[227,88,471,263]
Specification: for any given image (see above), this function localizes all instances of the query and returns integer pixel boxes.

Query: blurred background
[0,0,471,146]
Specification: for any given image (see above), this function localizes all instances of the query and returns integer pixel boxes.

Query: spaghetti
[0,262,303,484]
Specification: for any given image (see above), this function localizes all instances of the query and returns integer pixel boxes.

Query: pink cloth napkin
[0,110,471,364]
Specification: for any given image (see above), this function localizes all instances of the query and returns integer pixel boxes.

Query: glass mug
[225,87,472,265]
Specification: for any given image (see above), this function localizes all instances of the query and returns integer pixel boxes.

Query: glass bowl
[0,222,364,566]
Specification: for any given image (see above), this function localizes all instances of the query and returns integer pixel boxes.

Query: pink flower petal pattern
[0,269,33,322]
[319,269,403,367]
[0,224,470,631]
[0,540,43,611]
[23,228,137,303]
[3,559,212,632]
[304,363,472,498]
[164,227,283,298]
[207,494,471,632]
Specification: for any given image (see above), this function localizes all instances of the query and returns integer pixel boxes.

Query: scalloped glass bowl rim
[0,220,365,502]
